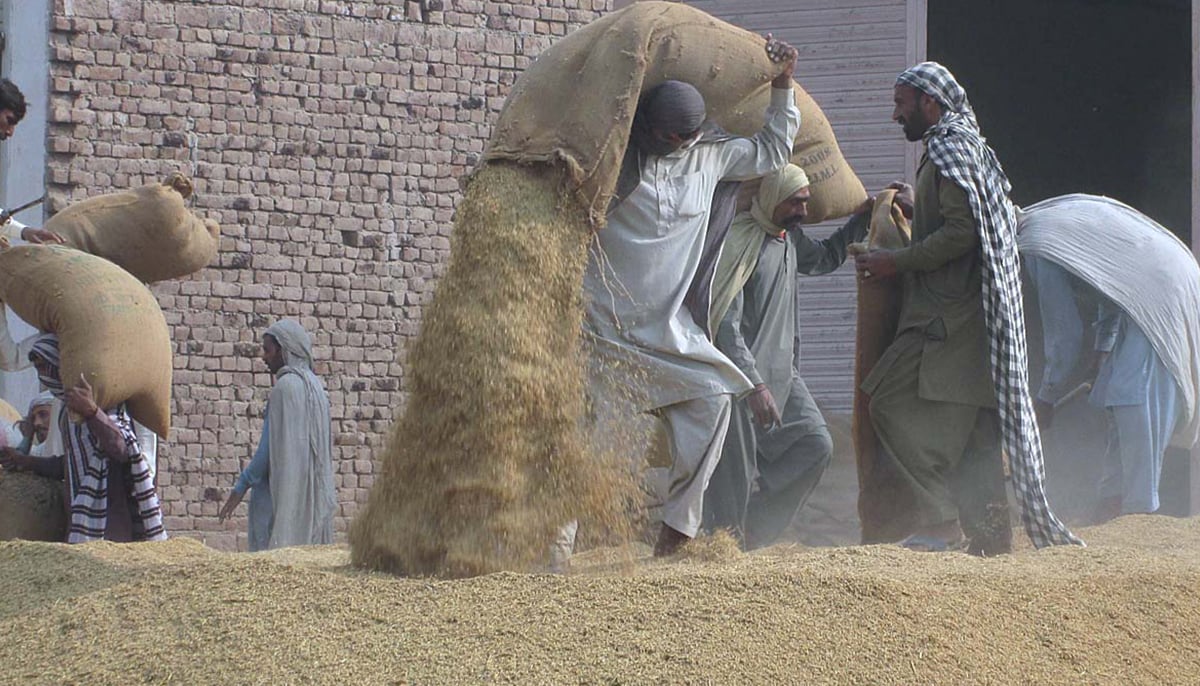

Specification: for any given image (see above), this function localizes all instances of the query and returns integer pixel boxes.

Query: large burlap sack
[850,190,917,543]
[0,470,66,542]
[484,1,866,226]
[0,245,172,437]
[45,172,219,283]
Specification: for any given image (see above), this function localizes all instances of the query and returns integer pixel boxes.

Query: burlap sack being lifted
[45,172,219,283]
[0,470,66,542]
[484,1,866,227]
[849,190,916,544]
[0,245,173,438]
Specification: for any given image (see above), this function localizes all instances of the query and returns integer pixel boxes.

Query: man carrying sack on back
[701,164,870,549]
[1020,194,1200,524]
[0,335,166,542]
[853,62,1080,554]
[580,36,801,557]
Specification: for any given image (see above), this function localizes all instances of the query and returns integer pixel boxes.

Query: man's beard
[902,122,925,141]
[900,115,929,142]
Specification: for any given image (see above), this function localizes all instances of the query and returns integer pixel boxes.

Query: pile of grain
[350,163,638,577]
[0,471,65,542]
[4,516,1200,683]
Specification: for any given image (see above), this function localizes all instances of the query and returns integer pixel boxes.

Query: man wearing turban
[7,390,55,454]
[853,62,1080,554]
[580,36,801,557]
[702,164,870,548]
[0,334,166,542]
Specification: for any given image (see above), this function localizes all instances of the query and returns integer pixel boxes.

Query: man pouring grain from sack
[567,35,802,559]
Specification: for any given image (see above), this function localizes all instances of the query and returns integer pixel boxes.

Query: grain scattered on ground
[4,516,1200,684]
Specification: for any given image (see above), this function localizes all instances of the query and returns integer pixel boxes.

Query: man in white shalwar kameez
[219,319,337,549]
[580,38,802,556]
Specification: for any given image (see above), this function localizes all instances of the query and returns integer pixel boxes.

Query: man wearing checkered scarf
[853,62,1081,553]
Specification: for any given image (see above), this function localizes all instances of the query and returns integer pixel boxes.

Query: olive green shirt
[869,153,996,408]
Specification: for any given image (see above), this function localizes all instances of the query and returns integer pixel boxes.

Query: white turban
[27,390,54,415]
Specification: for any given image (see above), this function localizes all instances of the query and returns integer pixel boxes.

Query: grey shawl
[264,319,336,548]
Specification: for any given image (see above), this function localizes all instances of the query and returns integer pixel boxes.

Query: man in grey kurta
[582,40,801,556]
[1020,194,1200,522]
[702,164,869,548]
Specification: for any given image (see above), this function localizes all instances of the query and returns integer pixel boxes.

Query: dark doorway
[928,0,1192,242]
[931,0,1196,520]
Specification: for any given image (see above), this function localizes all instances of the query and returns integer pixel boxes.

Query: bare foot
[653,524,690,557]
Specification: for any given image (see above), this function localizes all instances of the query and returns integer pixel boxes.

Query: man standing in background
[219,319,336,550]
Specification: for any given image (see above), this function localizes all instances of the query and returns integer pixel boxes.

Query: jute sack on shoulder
[483,1,866,226]
[0,245,172,438]
[45,172,219,283]
[0,471,66,542]
[849,190,917,543]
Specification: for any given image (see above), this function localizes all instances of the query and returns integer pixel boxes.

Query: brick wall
[45,0,610,550]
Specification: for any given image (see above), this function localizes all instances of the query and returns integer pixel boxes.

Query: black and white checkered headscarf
[897,62,1082,549]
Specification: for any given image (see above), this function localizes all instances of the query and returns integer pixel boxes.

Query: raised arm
[0,304,35,372]
[793,211,870,276]
[714,37,802,182]
[63,375,140,462]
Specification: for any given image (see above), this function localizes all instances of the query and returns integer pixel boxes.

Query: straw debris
[350,162,638,577]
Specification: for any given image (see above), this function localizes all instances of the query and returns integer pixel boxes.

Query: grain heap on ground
[4,516,1200,683]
